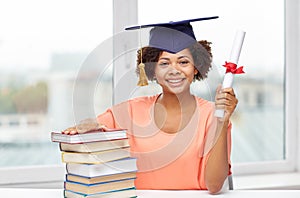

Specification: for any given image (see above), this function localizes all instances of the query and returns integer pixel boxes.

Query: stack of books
[51,129,137,198]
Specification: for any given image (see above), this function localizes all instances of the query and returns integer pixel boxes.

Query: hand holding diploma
[215,30,246,118]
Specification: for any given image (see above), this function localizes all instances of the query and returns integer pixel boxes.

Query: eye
[158,61,169,67]
[178,60,190,66]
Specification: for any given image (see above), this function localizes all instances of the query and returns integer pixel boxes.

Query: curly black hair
[136,40,213,81]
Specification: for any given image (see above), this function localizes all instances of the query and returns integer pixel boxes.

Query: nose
[168,63,182,75]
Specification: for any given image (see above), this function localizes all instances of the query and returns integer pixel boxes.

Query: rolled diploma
[215,30,246,118]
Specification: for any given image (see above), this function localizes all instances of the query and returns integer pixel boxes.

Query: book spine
[65,162,69,173]
[65,174,68,181]
[61,152,65,163]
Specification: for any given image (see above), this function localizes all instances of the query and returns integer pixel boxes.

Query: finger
[216,84,222,93]
[216,97,238,106]
[69,130,78,135]
[215,98,238,111]
[215,99,231,108]
[61,130,68,134]
[215,85,223,102]
[216,91,237,103]
[62,129,76,135]
[100,125,113,132]
[215,93,233,102]
[221,87,235,97]
[62,126,78,135]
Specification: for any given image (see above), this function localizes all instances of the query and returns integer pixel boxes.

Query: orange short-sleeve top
[97,95,232,190]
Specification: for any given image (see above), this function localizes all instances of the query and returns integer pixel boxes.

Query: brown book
[61,148,130,164]
[60,139,129,153]
[66,172,136,184]
[64,178,135,195]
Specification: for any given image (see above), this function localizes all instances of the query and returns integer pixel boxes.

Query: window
[136,0,292,175]
[0,0,113,183]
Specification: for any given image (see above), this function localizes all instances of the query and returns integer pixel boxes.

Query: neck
[157,92,195,110]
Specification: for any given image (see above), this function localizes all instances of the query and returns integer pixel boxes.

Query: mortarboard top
[125,16,219,53]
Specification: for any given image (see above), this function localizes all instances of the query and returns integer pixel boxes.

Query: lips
[166,78,185,86]
[167,79,183,83]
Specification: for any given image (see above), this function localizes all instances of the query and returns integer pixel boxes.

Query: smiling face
[154,49,198,95]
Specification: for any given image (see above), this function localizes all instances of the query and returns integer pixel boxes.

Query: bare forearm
[204,120,229,194]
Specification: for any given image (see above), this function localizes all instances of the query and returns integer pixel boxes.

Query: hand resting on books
[62,118,109,135]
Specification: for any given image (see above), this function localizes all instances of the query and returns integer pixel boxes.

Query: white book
[64,187,137,198]
[66,158,137,178]
[51,129,127,144]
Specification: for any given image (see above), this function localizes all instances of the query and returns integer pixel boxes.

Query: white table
[0,188,300,198]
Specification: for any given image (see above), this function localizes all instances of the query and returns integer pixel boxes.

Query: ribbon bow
[223,61,245,74]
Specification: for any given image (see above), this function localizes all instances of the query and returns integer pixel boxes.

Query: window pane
[0,0,113,167]
[138,0,285,163]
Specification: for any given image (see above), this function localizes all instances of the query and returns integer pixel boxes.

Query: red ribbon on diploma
[223,61,245,74]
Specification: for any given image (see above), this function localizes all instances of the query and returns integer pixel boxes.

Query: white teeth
[168,79,182,83]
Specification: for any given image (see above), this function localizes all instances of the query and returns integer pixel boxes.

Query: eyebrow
[158,57,170,61]
[158,55,192,61]
[177,55,192,60]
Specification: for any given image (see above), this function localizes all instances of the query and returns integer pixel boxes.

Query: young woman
[63,17,238,194]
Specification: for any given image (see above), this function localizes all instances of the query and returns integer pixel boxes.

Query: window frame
[0,0,299,186]
[232,0,299,176]
[0,0,138,186]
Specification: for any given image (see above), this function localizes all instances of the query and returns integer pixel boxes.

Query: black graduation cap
[125,16,219,53]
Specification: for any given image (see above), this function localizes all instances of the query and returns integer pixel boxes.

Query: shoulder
[195,96,214,109]
[110,95,158,114]
[127,94,159,106]
[194,96,216,120]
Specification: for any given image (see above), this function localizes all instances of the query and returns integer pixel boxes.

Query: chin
[165,86,190,95]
